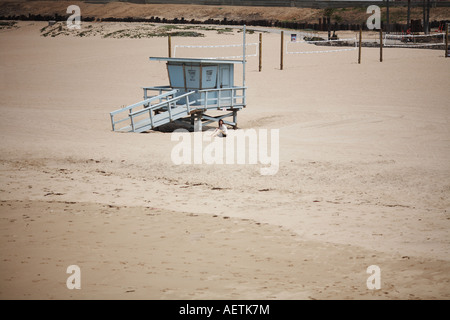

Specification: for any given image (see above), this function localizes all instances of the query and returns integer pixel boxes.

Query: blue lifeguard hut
[109,56,247,133]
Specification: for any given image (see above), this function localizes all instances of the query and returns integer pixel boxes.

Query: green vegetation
[169,31,204,37]
[38,22,248,39]
[323,8,335,18]
[333,14,343,23]
[216,27,233,34]
[78,30,89,37]
[237,28,255,34]
[159,24,183,31]
[102,27,204,38]
[103,29,128,38]
[304,36,325,42]
[0,21,18,30]
[195,26,233,34]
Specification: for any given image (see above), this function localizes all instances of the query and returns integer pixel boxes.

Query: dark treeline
[0,13,448,33]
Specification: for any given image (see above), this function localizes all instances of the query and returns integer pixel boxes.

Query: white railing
[173,43,258,59]
[128,91,197,132]
[286,37,358,54]
[142,86,174,99]
[197,86,247,110]
[383,33,446,47]
[111,86,247,132]
[110,89,178,131]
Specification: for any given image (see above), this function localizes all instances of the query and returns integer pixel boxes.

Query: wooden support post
[168,35,172,58]
[280,31,284,70]
[194,113,202,132]
[358,28,362,64]
[407,0,411,30]
[379,28,383,62]
[386,0,390,33]
[259,33,262,72]
[327,16,331,40]
[110,114,115,131]
[445,23,449,58]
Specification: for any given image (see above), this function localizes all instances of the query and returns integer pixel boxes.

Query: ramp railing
[109,89,178,131]
[142,86,175,100]
[128,91,197,132]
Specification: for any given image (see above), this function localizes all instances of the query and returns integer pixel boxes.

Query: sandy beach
[0,20,449,299]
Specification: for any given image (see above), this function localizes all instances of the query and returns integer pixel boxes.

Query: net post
[259,33,262,72]
[386,0,390,33]
[280,31,284,70]
[445,23,449,58]
[168,35,172,58]
[243,25,246,105]
[380,28,383,62]
[358,28,362,64]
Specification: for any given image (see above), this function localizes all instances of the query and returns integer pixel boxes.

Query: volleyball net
[286,36,358,55]
[383,33,446,48]
[173,42,259,60]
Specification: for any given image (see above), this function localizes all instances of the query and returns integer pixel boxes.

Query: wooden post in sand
[259,33,262,72]
[445,23,449,58]
[280,31,284,70]
[380,28,383,62]
[168,35,172,58]
[358,28,362,64]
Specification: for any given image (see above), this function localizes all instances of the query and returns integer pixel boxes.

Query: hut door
[219,65,232,107]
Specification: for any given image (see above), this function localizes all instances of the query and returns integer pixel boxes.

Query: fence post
[168,35,172,58]
[358,28,362,64]
[280,31,284,70]
[259,33,262,72]
[380,28,383,62]
[445,23,449,58]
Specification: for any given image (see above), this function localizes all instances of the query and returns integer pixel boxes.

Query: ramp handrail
[110,89,178,131]
[129,91,196,117]
[129,91,197,132]
[142,86,174,100]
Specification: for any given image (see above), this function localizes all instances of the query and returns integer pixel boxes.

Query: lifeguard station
[109,57,247,133]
